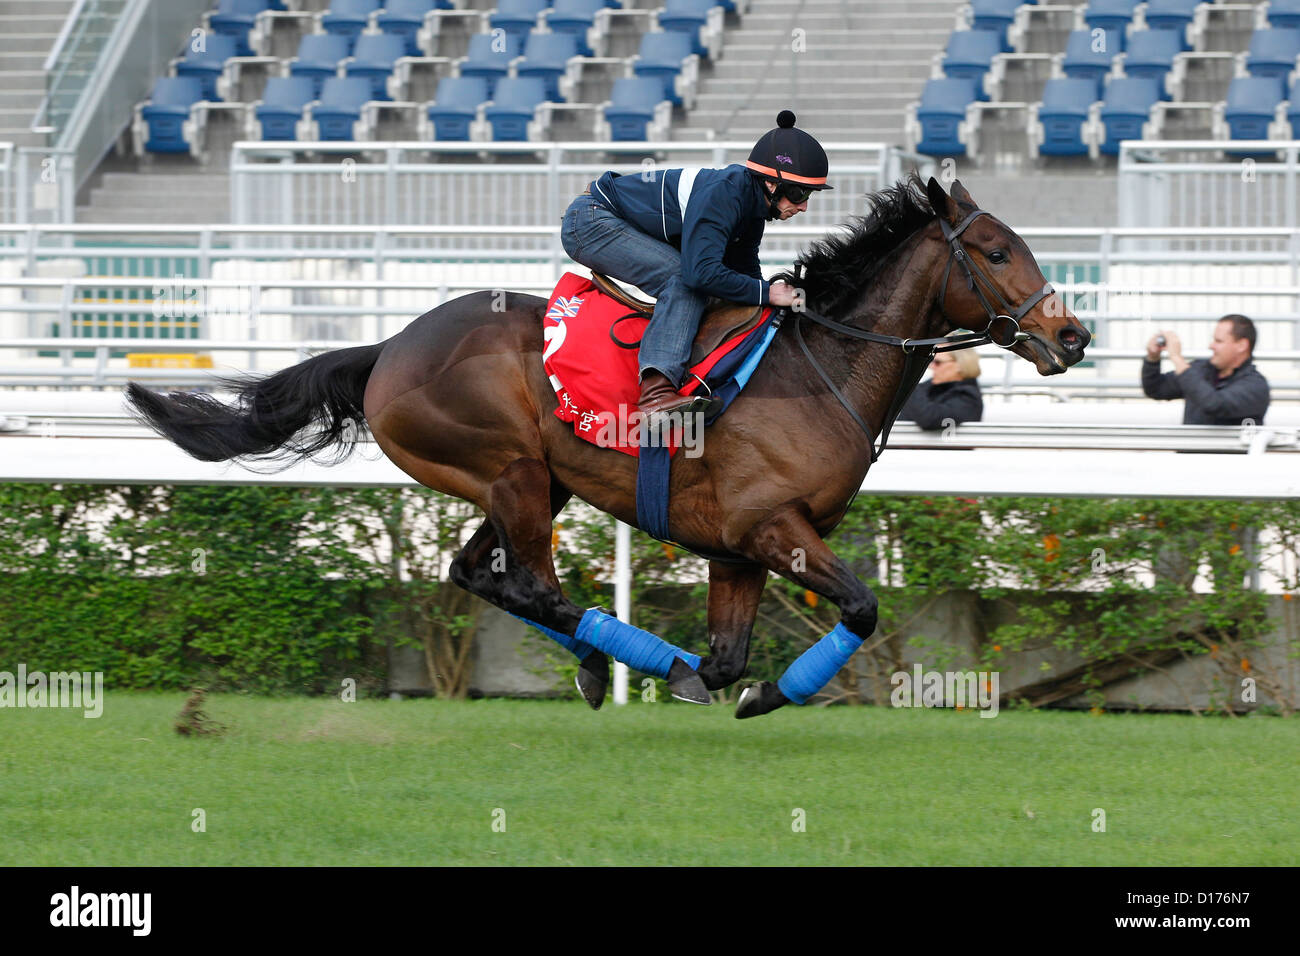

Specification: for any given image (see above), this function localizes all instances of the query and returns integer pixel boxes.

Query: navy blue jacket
[898,379,984,430]
[592,164,771,305]
[1141,358,1270,425]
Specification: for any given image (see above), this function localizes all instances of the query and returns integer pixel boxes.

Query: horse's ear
[926,176,959,224]
[950,179,977,208]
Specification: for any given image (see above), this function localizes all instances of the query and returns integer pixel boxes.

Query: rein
[790,208,1053,463]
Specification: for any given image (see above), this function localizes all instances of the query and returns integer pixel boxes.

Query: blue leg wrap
[510,613,596,661]
[777,623,865,705]
[574,608,700,679]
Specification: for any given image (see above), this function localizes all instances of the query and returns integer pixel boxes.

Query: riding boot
[637,371,707,428]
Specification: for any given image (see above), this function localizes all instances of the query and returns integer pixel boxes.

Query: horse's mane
[777,171,937,319]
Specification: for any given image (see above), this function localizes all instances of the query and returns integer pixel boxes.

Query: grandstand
[1,0,1300,449]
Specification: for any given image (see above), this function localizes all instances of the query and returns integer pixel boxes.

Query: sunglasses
[776,183,815,204]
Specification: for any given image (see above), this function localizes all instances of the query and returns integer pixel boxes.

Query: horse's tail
[124,342,384,468]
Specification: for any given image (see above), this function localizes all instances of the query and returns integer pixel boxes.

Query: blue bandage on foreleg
[574,608,700,678]
[777,623,864,705]
[509,612,596,661]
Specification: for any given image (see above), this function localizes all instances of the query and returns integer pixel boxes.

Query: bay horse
[126,175,1090,718]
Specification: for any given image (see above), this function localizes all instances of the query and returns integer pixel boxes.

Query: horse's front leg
[733,508,879,719]
[696,560,769,691]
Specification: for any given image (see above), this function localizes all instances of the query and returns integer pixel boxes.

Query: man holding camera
[1142,314,1270,425]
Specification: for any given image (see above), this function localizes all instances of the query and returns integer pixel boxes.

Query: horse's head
[925,177,1090,375]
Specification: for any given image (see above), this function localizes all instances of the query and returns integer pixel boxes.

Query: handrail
[43,0,90,73]
[2,416,1293,453]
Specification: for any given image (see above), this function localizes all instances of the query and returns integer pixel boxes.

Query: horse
[125,174,1091,719]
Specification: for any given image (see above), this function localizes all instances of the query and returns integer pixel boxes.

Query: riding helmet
[746,111,833,191]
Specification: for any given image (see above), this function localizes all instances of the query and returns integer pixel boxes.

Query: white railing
[3,226,1300,391]
[0,143,12,223]
[8,148,76,224]
[1,428,1297,500]
[229,140,931,234]
[2,410,1295,453]
[1118,140,1300,231]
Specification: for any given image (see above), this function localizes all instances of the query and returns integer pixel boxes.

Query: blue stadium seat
[484,76,547,140]
[1267,0,1300,30]
[603,76,669,140]
[210,0,275,57]
[1036,77,1097,155]
[940,29,1002,98]
[1098,76,1160,153]
[1142,0,1200,50]
[321,0,381,52]
[658,0,720,57]
[459,32,522,98]
[516,32,579,102]
[1061,28,1120,96]
[426,75,489,139]
[1289,77,1300,136]
[175,33,239,101]
[1120,28,1180,95]
[632,31,694,106]
[255,75,316,139]
[345,32,408,100]
[377,0,451,57]
[1244,28,1300,80]
[1083,0,1141,40]
[1222,74,1285,140]
[913,77,978,155]
[289,33,351,98]
[313,75,372,139]
[546,0,607,57]
[140,76,204,153]
[969,0,1024,53]
[490,0,550,46]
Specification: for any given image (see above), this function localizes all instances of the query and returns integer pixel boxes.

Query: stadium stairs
[0,0,77,150]
[671,0,966,144]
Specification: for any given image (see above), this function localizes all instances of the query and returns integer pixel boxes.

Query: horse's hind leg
[732,508,879,719]
[447,474,610,709]
[452,458,709,706]
[696,561,768,691]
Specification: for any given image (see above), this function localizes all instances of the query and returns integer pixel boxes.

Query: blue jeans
[560,191,707,388]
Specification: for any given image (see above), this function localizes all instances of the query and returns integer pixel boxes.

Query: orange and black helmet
[746,110,832,202]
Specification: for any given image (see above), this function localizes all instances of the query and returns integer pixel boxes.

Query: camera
[1155,335,1166,348]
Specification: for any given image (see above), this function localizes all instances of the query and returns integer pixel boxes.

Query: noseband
[789,207,1056,463]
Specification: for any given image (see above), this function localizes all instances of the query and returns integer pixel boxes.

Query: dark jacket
[1141,358,1270,425]
[592,164,770,305]
[897,379,984,430]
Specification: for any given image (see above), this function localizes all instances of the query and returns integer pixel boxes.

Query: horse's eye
[988,250,1007,264]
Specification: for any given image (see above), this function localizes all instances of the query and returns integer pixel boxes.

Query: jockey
[560,110,832,424]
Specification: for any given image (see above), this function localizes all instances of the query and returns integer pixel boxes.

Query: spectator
[897,347,983,430]
[1142,315,1270,425]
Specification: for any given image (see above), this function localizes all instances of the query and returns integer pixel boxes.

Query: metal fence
[2,223,1299,394]
[0,144,11,224]
[229,140,933,245]
[1118,140,1300,233]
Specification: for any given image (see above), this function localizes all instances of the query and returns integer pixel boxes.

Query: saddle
[591,272,766,367]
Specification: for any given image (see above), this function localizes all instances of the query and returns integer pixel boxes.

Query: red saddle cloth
[542,272,764,457]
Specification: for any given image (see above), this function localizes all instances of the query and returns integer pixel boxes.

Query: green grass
[1,693,1296,865]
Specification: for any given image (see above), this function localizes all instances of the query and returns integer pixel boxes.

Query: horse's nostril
[1059,326,1090,351]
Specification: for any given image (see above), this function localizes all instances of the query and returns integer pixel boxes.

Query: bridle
[938,208,1050,351]
[789,207,1056,463]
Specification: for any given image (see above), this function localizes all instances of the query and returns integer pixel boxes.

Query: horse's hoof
[735,682,789,719]
[667,658,711,705]
[576,651,609,711]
